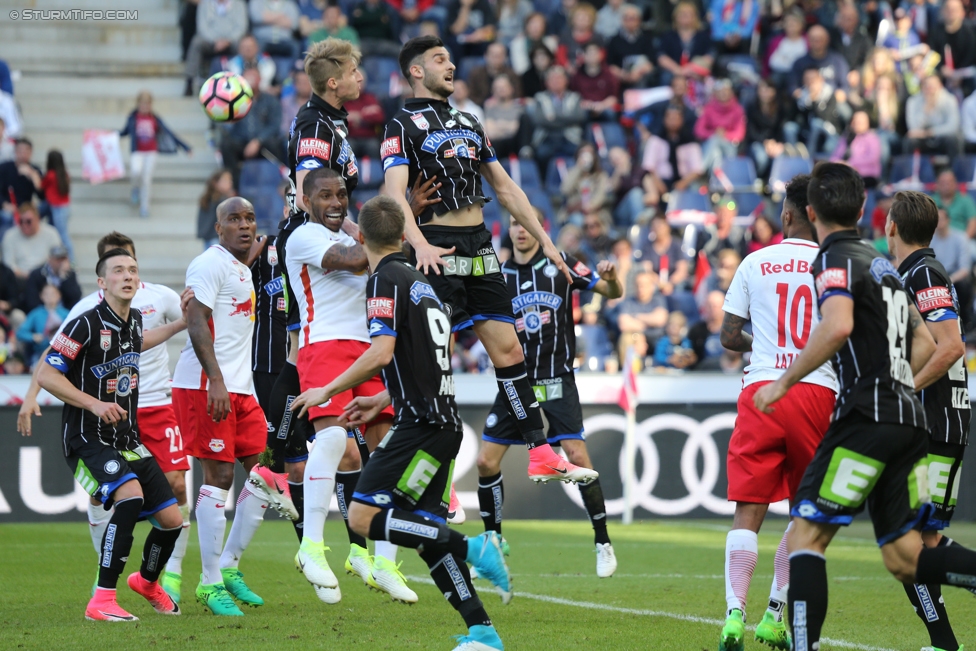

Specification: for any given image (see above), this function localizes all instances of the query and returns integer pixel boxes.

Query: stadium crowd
[5,0,976,376]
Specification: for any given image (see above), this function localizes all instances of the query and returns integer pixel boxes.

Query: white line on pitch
[405,576,897,651]
[506,572,890,582]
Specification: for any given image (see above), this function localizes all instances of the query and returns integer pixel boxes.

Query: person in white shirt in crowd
[1,203,61,280]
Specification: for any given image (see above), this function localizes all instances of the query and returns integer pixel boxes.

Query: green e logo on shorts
[398,451,441,501]
[820,447,885,507]
[927,454,958,507]
[74,460,99,497]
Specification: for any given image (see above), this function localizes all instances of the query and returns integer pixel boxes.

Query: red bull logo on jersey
[139,305,157,318]
[229,294,256,320]
[760,259,811,276]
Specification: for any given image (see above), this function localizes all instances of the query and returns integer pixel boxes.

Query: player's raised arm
[592,260,623,299]
[482,159,571,281]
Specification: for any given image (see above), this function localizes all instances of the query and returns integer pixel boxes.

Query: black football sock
[288,480,304,542]
[578,478,610,545]
[916,542,976,589]
[788,551,828,651]
[97,496,143,590]
[368,509,468,558]
[336,470,368,548]
[266,362,302,473]
[420,547,492,630]
[351,426,371,466]
[477,473,504,535]
[140,524,182,583]
[903,582,958,651]
[942,537,976,596]
[493,362,546,448]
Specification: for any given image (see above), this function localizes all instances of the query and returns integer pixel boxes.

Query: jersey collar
[818,229,861,251]
[404,97,450,110]
[896,247,936,275]
[509,246,546,269]
[375,251,408,271]
[309,93,348,120]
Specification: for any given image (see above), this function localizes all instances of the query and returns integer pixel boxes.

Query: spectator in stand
[699,247,741,299]
[606,4,655,92]
[448,79,485,122]
[746,77,789,178]
[688,289,727,370]
[963,88,976,154]
[555,222,585,261]
[695,78,745,171]
[700,195,747,265]
[297,0,327,38]
[641,106,702,203]
[0,261,18,317]
[17,282,68,366]
[559,143,611,226]
[580,210,616,263]
[22,245,80,313]
[467,43,521,107]
[345,71,386,157]
[746,212,782,255]
[250,0,301,58]
[571,43,619,121]
[483,75,530,158]
[527,65,586,172]
[307,5,360,45]
[39,150,72,262]
[389,0,447,37]
[220,69,284,190]
[349,0,400,57]
[765,9,807,89]
[864,72,904,163]
[607,145,651,226]
[657,1,713,85]
[280,67,312,134]
[652,311,696,370]
[929,0,976,87]
[1,204,62,281]
[497,0,534,47]
[0,117,13,163]
[521,44,555,99]
[227,35,278,93]
[548,0,579,44]
[930,206,974,327]
[932,168,976,238]
[708,0,759,57]
[883,7,923,71]
[790,67,850,158]
[617,269,669,344]
[0,138,43,236]
[183,0,248,96]
[830,110,882,186]
[788,25,848,96]
[634,213,690,296]
[0,59,11,96]
[594,0,624,41]
[640,73,696,138]
[831,2,870,72]
[447,0,497,58]
[557,3,603,74]
[905,74,962,158]
[510,13,558,76]
[119,91,192,218]
[197,169,235,249]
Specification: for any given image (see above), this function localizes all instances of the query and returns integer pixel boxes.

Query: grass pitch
[4,518,976,650]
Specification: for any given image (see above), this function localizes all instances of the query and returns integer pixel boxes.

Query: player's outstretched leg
[87,498,113,595]
[337,467,372,583]
[905,532,961,651]
[448,484,466,525]
[299,425,345,604]
[218,483,268,607]
[477,473,504,536]
[721,528,757,651]
[755,523,792,650]
[127,520,183,616]
[161,503,192,604]
[195,485,243,616]
[562,440,615,577]
[86,495,143,622]
[249,465,298,521]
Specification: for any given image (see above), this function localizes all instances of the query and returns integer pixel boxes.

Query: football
[198,71,253,122]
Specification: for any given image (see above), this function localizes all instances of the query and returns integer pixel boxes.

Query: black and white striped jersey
[287,93,359,199]
[381,98,497,223]
[366,252,460,427]
[812,230,926,429]
[251,235,287,374]
[898,247,970,445]
[502,249,598,380]
[46,300,144,454]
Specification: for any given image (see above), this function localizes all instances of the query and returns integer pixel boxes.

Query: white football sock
[303,426,346,545]
[196,485,228,585]
[725,529,759,617]
[165,502,192,575]
[220,484,269,569]
[87,500,113,559]
[768,521,792,620]
[374,540,398,563]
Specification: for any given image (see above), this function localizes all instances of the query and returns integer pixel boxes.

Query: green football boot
[719,609,745,651]
[755,611,791,649]
[161,571,182,604]
[195,577,244,616]
[220,567,264,607]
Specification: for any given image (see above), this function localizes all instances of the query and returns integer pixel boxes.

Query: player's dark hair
[807,162,865,228]
[358,195,405,249]
[302,166,344,198]
[399,36,446,80]
[97,231,136,257]
[96,247,135,278]
[890,190,939,246]
[784,173,813,231]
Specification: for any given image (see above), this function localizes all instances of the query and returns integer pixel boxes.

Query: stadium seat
[768,156,813,196]
[525,187,555,223]
[239,159,283,190]
[666,188,712,213]
[709,157,758,193]
[352,188,380,218]
[729,191,765,218]
[500,156,542,190]
[456,56,484,83]
[587,122,628,158]
[545,157,575,197]
[482,183,504,229]
[953,155,976,184]
[889,153,936,184]
[667,291,701,326]
[362,56,400,98]
[859,189,877,228]
[356,156,384,189]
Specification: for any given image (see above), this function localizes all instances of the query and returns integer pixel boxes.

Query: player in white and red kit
[172,198,271,617]
[716,176,838,651]
[16,232,194,602]
[286,167,416,605]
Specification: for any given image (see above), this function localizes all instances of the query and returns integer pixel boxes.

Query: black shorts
[253,371,277,414]
[922,439,967,531]
[414,224,514,332]
[352,420,462,523]
[791,413,931,546]
[482,373,584,447]
[66,440,176,518]
[269,362,314,463]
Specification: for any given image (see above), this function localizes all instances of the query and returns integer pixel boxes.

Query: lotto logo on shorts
[367,297,394,319]
[917,286,954,312]
[297,138,331,160]
[209,439,225,453]
[815,268,847,298]
[52,333,81,359]
[381,137,401,158]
